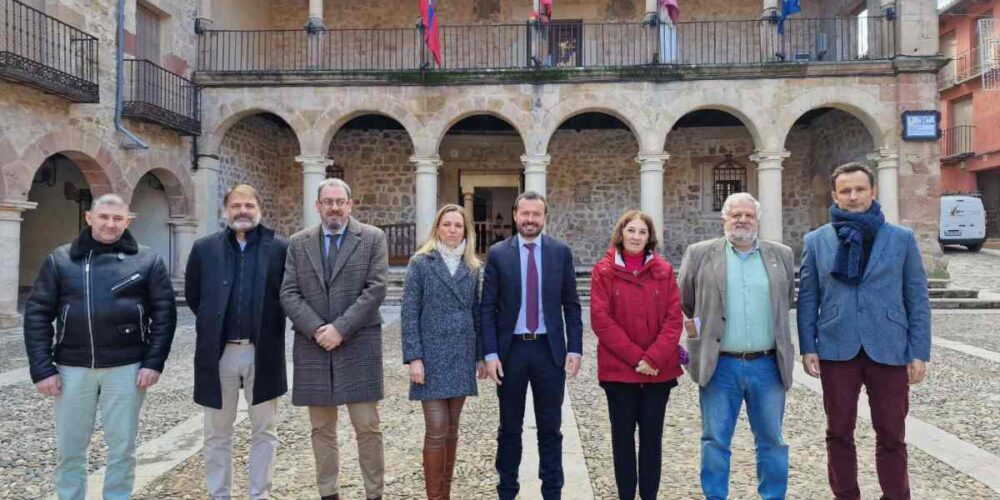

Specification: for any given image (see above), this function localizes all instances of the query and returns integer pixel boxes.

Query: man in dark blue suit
[481,191,583,500]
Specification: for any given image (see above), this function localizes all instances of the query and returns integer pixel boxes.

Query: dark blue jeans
[699,355,789,500]
[495,339,565,500]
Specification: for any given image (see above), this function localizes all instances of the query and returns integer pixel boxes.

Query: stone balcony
[194,16,903,87]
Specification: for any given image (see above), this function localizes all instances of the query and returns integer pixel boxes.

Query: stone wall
[804,109,876,229]
[548,129,640,266]
[331,129,416,226]
[217,115,302,237]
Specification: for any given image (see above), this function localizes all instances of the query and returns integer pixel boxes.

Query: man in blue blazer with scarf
[797,162,931,500]
[481,191,583,500]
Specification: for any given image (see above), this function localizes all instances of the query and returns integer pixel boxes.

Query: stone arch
[774,90,889,151]
[540,106,646,154]
[656,100,769,153]
[316,108,422,158]
[127,160,194,217]
[203,104,307,156]
[428,105,531,155]
[1,128,126,202]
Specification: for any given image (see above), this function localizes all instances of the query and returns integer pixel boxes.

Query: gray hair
[720,192,760,219]
[90,193,129,212]
[316,178,352,200]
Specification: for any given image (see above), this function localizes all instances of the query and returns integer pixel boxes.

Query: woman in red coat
[590,209,684,500]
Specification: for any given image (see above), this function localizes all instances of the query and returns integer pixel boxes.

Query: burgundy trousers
[820,350,910,500]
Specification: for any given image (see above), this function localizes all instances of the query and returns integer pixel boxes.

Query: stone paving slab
[2,308,1000,498]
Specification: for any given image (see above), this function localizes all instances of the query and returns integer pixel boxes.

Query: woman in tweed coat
[402,203,485,500]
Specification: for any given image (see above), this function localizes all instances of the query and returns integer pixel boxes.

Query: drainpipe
[115,0,148,150]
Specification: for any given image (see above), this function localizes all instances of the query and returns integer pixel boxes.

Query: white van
[939,194,987,252]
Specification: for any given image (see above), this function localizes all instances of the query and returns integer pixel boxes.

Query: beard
[227,213,260,232]
[725,225,757,246]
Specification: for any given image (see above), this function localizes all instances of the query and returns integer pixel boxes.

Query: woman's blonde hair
[414,204,481,271]
[609,209,659,254]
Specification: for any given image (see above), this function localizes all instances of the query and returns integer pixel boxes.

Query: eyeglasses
[319,198,350,209]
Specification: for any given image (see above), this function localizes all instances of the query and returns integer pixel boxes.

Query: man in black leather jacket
[23,193,176,500]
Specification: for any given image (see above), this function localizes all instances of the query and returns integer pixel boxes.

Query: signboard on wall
[901,110,941,141]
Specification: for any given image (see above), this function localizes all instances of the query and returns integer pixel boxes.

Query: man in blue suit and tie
[481,191,583,500]
[797,162,931,500]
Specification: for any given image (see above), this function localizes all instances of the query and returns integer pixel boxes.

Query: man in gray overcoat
[280,178,389,500]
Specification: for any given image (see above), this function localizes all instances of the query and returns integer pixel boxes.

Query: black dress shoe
[320,495,339,500]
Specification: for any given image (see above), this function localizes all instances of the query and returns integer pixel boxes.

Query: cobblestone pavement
[1,307,999,499]
[944,247,1000,295]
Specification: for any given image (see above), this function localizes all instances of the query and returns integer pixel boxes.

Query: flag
[419,0,441,66]
[540,0,553,20]
[777,0,800,35]
[659,0,679,25]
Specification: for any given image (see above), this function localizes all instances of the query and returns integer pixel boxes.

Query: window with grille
[713,154,746,211]
[136,3,161,63]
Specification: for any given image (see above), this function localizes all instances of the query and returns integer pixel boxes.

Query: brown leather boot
[443,436,459,499]
[424,445,448,500]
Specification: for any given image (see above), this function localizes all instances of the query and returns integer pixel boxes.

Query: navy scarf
[829,200,885,285]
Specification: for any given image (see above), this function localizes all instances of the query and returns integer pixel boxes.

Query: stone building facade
[0,0,945,327]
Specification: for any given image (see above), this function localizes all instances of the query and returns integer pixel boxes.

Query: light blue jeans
[54,363,145,500]
[699,355,789,500]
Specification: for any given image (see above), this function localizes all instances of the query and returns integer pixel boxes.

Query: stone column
[411,156,442,241]
[636,153,669,243]
[750,150,790,242]
[868,148,900,224]
[761,0,778,18]
[521,155,550,197]
[194,155,221,237]
[306,0,324,30]
[462,190,475,223]
[297,156,332,230]
[196,0,213,32]
[167,218,198,285]
[0,200,37,328]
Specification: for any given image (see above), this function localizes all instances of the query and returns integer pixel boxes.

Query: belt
[226,339,251,345]
[515,333,545,341]
[719,349,775,360]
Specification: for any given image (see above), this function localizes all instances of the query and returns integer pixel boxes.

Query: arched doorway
[784,107,876,244]
[662,109,758,263]
[326,113,417,263]
[20,155,93,285]
[217,112,302,236]
[438,114,524,255]
[547,111,640,266]
[130,172,172,272]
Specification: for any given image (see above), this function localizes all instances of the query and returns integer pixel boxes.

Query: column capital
[296,155,333,173]
[196,155,221,173]
[410,155,443,174]
[521,154,551,174]
[636,153,669,172]
[167,217,199,229]
[0,200,38,213]
[749,150,790,170]
[867,149,899,168]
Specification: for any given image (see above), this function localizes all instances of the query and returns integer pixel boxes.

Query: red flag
[540,0,553,20]
[659,0,679,24]
[419,0,441,66]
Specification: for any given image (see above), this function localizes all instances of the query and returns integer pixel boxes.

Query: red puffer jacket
[590,248,683,384]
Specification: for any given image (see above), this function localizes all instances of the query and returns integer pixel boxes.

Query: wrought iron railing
[940,125,974,160]
[0,0,98,102]
[123,59,201,135]
[939,47,985,90]
[196,16,895,74]
[379,223,416,265]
